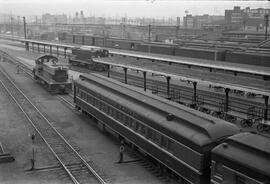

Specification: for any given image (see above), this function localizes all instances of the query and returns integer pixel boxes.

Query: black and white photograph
[0,0,269,183]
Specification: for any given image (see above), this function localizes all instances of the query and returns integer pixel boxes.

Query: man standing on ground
[118,140,125,163]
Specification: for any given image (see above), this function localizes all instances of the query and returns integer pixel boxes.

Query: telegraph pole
[148,24,151,42]
[23,16,29,51]
[176,25,179,39]
[265,14,269,40]
[23,16,27,39]
[10,17,14,37]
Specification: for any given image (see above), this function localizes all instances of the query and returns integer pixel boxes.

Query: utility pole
[10,17,14,37]
[23,16,27,39]
[176,25,179,39]
[148,24,151,42]
[176,16,180,39]
[265,14,269,40]
[23,16,29,51]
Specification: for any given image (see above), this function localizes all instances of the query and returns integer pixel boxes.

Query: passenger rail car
[73,73,239,184]
[33,55,72,93]
[211,132,270,184]
[69,46,109,71]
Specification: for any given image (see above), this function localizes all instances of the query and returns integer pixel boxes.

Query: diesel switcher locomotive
[33,55,72,93]
[69,46,109,71]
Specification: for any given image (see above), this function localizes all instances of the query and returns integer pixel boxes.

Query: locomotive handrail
[35,54,59,64]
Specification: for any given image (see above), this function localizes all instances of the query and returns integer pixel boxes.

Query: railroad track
[0,62,106,184]
[1,45,182,184]
[1,48,268,123]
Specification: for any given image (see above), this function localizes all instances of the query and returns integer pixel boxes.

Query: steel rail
[0,69,78,184]
[0,65,107,184]
[1,36,270,76]
[2,49,268,122]
[4,54,76,109]
[58,95,75,108]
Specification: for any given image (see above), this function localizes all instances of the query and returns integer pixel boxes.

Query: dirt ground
[0,73,70,184]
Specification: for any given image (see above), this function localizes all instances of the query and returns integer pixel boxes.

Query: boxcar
[84,35,94,46]
[211,132,270,184]
[93,36,105,47]
[74,35,83,44]
[139,42,176,55]
[74,73,239,184]
[106,38,141,50]
[225,51,270,67]
[65,34,74,44]
[174,47,225,61]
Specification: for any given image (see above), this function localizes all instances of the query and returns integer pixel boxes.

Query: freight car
[74,73,240,184]
[105,38,141,50]
[33,55,72,93]
[62,33,270,67]
[69,46,109,71]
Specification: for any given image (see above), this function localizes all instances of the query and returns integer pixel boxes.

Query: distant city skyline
[0,0,269,19]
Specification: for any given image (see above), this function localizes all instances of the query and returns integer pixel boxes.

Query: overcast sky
[0,0,269,18]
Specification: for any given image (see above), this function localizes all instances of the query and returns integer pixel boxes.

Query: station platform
[109,48,270,76]
[94,56,270,96]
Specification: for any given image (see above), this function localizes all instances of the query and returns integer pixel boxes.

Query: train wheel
[257,124,265,132]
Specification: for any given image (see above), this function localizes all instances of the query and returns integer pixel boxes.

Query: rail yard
[0,3,270,183]
[1,32,270,183]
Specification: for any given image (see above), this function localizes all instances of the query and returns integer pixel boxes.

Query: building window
[161,136,168,149]
[167,139,174,154]
[130,120,136,130]
[147,128,154,140]
[139,124,146,135]
[153,132,161,145]
[124,116,130,126]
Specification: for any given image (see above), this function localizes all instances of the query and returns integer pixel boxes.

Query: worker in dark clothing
[118,140,125,163]
[16,64,20,74]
